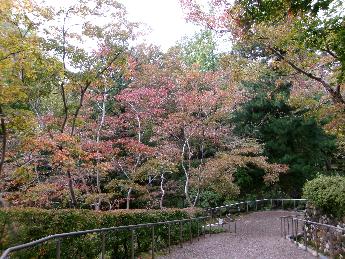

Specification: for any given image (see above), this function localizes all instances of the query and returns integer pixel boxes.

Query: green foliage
[232,76,336,196]
[179,30,219,71]
[303,175,345,219]
[0,207,202,258]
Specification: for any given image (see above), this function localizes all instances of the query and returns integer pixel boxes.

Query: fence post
[329,227,334,257]
[291,218,294,239]
[246,201,249,212]
[101,232,106,259]
[255,200,258,211]
[168,224,171,253]
[56,239,61,259]
[270,199,273,209]
[315,227,318,257]
[189,219,193,243]
[151,226,155,259]
[197,218,200,241]
[131,229,135,259]
[180,222,183,247]
[304,223,307,251]
[295,219,298,246]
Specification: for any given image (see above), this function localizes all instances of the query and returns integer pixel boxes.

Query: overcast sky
[117,0,201,50]
[42,0,201,51]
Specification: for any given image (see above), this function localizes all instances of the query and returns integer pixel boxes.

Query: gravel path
[159,210,314,259]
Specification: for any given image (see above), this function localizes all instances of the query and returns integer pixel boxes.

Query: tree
[179,30,219,71]
[232,75,336,196]
[180,0,345,104]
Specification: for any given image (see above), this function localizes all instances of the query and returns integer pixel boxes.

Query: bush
[0,207,203,258]
[303,175,345,219]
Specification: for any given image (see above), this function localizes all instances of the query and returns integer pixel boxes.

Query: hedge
[0,207,203,258]
[303,175,345,219]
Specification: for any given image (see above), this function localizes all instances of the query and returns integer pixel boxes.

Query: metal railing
[206,199,307,224]
[0,216,209,259]
[281,216,345,257]
[0,198,308,259]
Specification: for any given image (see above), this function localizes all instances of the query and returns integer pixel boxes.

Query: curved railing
[0,198,308,259]
[0,216,209,259]
[205,198,307,225]
[281,216,345,258]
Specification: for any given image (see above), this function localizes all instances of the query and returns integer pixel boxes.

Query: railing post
[101,232,105,259]
[329,227,334,257]
[304,222,307,251]
[295,219,298,246]
[282,199,284,209]
[291,217,294,239]
[255,200,257,211]
[180,221,183,247]
[315,227,318,257]
[246,201,249,212]
[228,215,231,232]
[131,229,135,259]
[189,219,192,243]
[197,218,200,241]
[234,221,237,234]
[151,226,155,259]
[209,218,212,236]
[168,223,171,253]
[56,239,61,259]
[270,199,273,209]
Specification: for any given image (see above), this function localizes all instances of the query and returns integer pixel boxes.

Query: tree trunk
[126,187,132,209]
[160,173,165,209]
[0,106,6,176]
[181,138,192,207]
[67,170,77,208]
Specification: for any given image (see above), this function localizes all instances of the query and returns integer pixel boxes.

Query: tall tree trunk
[160,173,165,209]
[0,106,6,176]
[94,88,107,211]
[126,187,132,209]
[181,139,192,206]
[67,170,77,208]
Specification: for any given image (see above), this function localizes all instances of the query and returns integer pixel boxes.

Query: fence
[0,198,309,259]
[206,199,307,226]
[281,216,345,258]
[0,216,209,259]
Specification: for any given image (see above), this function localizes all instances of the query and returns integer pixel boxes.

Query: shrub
[303,175,345,219]
[0,207,203,258]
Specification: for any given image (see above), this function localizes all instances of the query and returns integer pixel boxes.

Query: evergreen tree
[232,75,336,197]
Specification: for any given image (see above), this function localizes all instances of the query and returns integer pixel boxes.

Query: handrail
[280,215,345,257]
[0,198,309,259]
[206,198,307,212]
[0,216,209,259]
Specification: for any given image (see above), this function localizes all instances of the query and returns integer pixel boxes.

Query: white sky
[117,0,201,51]
[41,0,201,51]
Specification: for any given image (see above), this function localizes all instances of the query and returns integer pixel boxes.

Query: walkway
[159,210,314,259]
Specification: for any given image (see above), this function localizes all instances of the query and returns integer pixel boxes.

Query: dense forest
[0,0,344,212]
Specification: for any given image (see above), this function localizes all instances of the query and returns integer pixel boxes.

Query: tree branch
[269,46,344,104]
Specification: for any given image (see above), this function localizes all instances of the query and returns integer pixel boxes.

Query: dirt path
[159,210,314,259]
